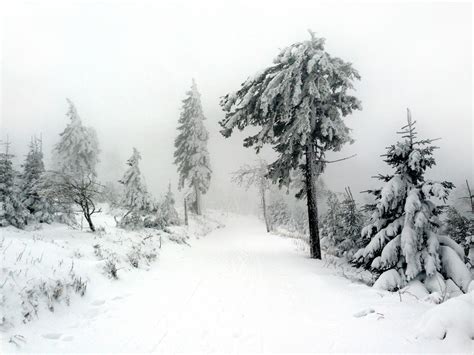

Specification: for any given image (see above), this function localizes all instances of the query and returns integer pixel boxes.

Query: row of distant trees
[0,79,212,232]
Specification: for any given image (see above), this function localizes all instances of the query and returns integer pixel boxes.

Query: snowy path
[7,214,470,353]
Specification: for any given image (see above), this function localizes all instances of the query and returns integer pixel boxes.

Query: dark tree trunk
[261,188,270,232]
[194,181,202,215]
[305,142,321,259]
[184,198,189,226]
[84,213,96,232]
[82,200,96,232]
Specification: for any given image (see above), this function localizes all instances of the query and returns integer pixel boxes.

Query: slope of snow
[2,213,472,353]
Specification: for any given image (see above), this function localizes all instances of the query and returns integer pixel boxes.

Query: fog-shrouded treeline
[1,31,472,297]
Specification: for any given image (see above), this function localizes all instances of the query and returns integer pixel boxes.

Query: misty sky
[1,0,472,211]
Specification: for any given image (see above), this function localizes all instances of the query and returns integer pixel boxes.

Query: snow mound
[416,291,474,340]
[373,269,405,291]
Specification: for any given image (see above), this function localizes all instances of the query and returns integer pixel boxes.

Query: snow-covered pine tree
[0,139,28,228]
[321,188,364,257]
[118,148,151,228]
[53,99,99,179]
[220,31,362,259]
[159,183,180,226]
[320,192,344,256]
[232,159,272,232]
[21,137,53,223]
[353,110,471,292]
[338,187,365,256]
[174,79,212,215]
[444,206,473,259]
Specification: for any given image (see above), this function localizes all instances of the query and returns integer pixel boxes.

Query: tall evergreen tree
[118,148,151,227]
[0,139,28,228]
[220,32,361,258]
[21,137,53,223]
[174,79,212,215]
[353,110,470,292]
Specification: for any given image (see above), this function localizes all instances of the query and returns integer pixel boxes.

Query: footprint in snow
[85,308,101,319]
[42,333,62,340]
[91,299,106,306]
[353,308,375,318]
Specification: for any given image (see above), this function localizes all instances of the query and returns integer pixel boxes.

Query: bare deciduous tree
[232,159,272,232]
[41,171,102,232]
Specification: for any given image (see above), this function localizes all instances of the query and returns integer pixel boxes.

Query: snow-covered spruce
[174,79,212,216]
[353,110,471,293]
[20,137,54,224]
[219,31,361,258]
[321,189,365,258]
[0,142,28,228]
[443,206,473,259]
[52,99,99,179]
[157,183,180,227]
[118,148,152,228]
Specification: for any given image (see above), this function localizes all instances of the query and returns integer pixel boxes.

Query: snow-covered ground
[2,213,473,353]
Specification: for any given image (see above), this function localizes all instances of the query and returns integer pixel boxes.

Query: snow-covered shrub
[103,259,118,279]
[353,111,472,294]
[17,273,87,325]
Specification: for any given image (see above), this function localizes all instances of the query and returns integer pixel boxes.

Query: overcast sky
[1,0,472,210]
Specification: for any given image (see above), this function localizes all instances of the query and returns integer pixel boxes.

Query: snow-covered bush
[353,111,471,294]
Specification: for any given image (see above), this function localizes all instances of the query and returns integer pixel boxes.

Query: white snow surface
[2,213,472,353]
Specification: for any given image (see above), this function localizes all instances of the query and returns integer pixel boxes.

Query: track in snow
[7,214,469,353]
